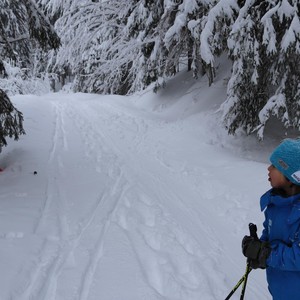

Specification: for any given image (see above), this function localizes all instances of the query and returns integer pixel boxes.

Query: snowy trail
[65,99,226,299]
[34,101,69,238]
[16,98,135,300]
[0,92,271,300]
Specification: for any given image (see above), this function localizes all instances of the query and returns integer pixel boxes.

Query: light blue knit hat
[270,139,300,185]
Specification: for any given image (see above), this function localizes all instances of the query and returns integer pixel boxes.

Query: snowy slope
[0,70,285,300]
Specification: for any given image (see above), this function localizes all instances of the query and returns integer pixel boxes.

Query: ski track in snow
[2,94,271,300]
[63,99,227,300]
[33,101,69,238]
[15,99,133,300]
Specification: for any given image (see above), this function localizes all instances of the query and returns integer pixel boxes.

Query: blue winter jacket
[260,189,300,300]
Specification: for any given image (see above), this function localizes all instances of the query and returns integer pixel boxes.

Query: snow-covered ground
[0,70,291,300]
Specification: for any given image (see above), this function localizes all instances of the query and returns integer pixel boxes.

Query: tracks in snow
[63,98,226,299]
[33,101,69,238]
[14,95,226,300]
[17,99,131,300]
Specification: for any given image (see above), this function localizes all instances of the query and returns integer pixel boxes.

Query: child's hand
[242,236,271,269]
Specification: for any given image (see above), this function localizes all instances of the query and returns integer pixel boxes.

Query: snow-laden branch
[200,0,239,66]
[164,0,199,49]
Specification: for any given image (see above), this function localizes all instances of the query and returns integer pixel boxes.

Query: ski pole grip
[249,223,258,239]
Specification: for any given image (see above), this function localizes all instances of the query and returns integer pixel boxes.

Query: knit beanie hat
[270,139,300,185]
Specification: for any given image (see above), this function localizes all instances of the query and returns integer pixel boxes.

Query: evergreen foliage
[22,0,60,50]
[0,89,25,152]
[222,0,300,138]
[16,0,300,138]
[44,0,215,94]
[0,0,61,151]
[0,0,60,67]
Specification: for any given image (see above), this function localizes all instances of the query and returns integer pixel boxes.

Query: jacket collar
[260,188,300,211]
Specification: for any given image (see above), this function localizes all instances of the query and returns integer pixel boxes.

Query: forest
[1,0,300,145]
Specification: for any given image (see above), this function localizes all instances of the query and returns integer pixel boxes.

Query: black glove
[242,236,271,269]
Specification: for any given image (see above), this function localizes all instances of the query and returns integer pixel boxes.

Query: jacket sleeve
[267,241,300,271]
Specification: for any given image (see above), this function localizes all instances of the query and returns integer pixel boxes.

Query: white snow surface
[1,70,288,300]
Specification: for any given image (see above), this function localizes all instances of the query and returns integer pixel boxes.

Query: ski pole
[224,223,258,300]
[224,264,252,300]
[239,260,251,300]
[240,223,258,299]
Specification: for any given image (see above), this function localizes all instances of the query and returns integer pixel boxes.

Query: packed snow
[0,70,295,300]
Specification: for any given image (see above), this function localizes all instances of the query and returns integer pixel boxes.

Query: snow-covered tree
[48,0,166,94]
[152,0,214,90]
[221,0,300,138]
[35,0,300,139]
[0,0,60,69]
[0,0,61,95]
[199,0,239,85]
[0,0,61,150]
[51,0,221,94]
[0,89,25,152]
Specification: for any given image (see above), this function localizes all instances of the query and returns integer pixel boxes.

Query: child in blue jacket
[242,139,300,300]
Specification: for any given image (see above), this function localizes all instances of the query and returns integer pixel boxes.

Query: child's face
[268,164,290,189]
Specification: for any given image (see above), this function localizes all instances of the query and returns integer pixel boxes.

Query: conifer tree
[0,89,25,152]
[0,0,61,151]
[222,0,300,138]
[200,0,239,85]
[54,0,215,94]
[37,0,300,139]
[50,0,166,94]
[0,0,60,67]
[21,0,60,50]
[162,0,213,80]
